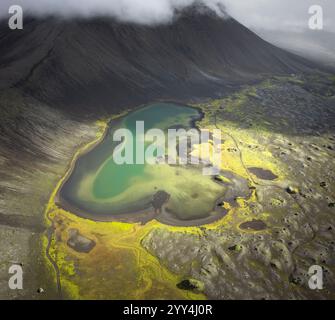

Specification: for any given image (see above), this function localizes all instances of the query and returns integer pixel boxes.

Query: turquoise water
[60,103,223,221]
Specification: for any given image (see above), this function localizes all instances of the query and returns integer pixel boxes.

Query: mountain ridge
[0,9,318,114]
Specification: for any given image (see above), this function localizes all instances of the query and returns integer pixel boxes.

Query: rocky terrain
[142,75,335,299]
[0,88,100,299]
[0,6,316,113]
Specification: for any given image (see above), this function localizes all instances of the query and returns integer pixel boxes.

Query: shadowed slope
[0,7,316,114]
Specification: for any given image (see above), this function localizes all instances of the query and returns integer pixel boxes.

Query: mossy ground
[43,75,335,299]
[43,107,282,299]
[43,83,286,299]
[44,117,207,299]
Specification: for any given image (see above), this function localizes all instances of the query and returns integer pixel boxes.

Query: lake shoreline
[54,101,229,227]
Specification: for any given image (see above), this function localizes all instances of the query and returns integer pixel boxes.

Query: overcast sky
[1,0,334,32]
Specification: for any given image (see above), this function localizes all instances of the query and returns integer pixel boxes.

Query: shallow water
[59,103,225,222]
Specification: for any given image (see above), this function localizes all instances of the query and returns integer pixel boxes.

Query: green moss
[214,175,231,183]
[229,244,243,252]
[271,198,284,207]
[330,75,335,86]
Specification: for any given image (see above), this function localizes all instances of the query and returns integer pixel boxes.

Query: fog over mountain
[224,0,335,32]
[0,0,334,31]
[257,28,335,69]
[0,5,317,113]
[1,0,227,24]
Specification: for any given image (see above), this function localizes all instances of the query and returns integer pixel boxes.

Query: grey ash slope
[0,7,317,114]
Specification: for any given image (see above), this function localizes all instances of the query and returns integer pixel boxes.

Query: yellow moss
[260,212,271,219]
[271,198,283,206]
[48,208,208,299]
[236,197,248,208]
[221,202,232,211]
[40,234,58,287]
[43,97,287,299]
[43,117,210,300]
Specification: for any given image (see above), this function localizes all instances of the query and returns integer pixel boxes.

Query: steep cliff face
[0,7,315,114]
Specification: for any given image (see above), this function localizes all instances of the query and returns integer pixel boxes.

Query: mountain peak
[175,1,227,21]
[0,10,314,113]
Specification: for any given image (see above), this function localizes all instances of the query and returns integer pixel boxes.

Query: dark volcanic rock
[152,191,170,212]
[67,229,96,253]
[286,186,299,194]
[320,181,328,188]
[37,287,45,294]
[248,167,278,180]
[239,219,267,231]
[0,8,315,114]
[177,279,205,292]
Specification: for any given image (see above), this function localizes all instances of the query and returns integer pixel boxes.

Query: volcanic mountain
[0,6,317,114]
[1,5,334,301]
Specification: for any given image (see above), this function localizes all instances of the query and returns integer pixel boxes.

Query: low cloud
[223,0,335,32]
[1,0,334,31]
[1,0,227,24]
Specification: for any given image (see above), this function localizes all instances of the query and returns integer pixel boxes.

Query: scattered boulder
[67,229,96,253]
[248,167,278,180]
[228,244,243,252]
[289,274,303,286]
[214,175,225,183]
[320,182,327,188]
[240,219,267,231]
[177,279,205,292]
[152,190,170,212]
[286,186,299,195]
[37,287,45,294]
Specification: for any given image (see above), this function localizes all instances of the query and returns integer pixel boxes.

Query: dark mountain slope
[0,8,317,114]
